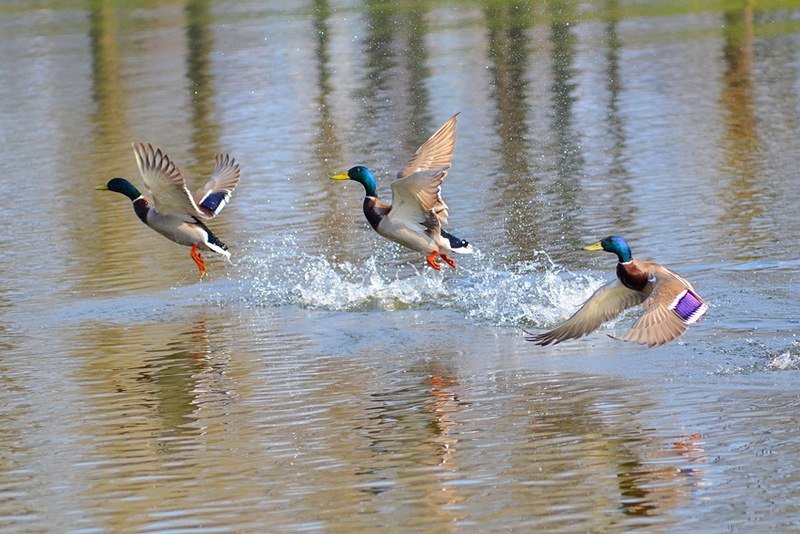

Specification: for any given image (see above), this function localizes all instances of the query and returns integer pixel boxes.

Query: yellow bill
[331,172,349,180]
[583,242,603,251]
[94,184,109,190]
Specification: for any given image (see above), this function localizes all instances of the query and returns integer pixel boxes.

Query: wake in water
[217,236,606,329]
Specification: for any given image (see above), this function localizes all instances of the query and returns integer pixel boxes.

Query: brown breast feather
[362,197,391,230]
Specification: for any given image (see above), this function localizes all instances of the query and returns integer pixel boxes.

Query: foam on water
[767,342,800,370]
[221,236,606,328]
[711,339,800,375]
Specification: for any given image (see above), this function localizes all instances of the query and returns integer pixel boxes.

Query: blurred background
[1,0,799,530]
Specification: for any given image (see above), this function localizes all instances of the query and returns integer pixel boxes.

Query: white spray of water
[768,342,800,370]
[220,236,606,328]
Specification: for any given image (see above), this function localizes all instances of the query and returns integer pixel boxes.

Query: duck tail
[202,226,231,259]
[441,229,473,254]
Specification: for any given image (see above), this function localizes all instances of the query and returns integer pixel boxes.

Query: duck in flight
[331,113,473,270]
[526,236,707,347]
[95,143,241,276]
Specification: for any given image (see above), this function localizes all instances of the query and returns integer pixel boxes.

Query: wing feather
[193,153,241,218]
[396,113,458,179]
[526,280,647,346]
[621,265,707,347]
[386,169,447,229]
[132,142,201,219]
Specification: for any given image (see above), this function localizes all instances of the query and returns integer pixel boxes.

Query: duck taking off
[331,113,473,270]
[95,143,241,276]
[526,236,707,347]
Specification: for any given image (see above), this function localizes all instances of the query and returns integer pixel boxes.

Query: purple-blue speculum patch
[673,290,704,322]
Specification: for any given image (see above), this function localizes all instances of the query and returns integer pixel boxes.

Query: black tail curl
[441,229,469,249]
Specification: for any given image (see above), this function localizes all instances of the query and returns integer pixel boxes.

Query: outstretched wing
[396,113,458,179]
[621,265,707,347]
[526,280,647,346]
[132,142,201,219]
[386,169,447,231]
[193,153,241,218]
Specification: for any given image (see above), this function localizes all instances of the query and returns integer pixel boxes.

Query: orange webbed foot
[426,251,442,271]
[674,433,702,451]
[439,253,456,269]
[190,243,206,277]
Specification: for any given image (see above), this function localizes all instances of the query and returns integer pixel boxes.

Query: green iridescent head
[331,166,377,197]
[584,235,632,263]
[95,177,142,201]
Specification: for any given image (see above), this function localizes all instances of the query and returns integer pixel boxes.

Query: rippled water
[2,0,800,530]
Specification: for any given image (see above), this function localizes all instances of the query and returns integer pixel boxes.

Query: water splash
[767,342,800,370]
[220,236,605,328]
[710,339,800,375]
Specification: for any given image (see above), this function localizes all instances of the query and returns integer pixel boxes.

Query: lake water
[1,0,800,530]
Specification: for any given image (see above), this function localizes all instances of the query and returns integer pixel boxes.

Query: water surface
[1,0,800,530]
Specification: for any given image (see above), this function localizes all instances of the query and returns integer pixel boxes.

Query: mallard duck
[95,143,241,276]
[331,113,473,270]
[526,236,707,347]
